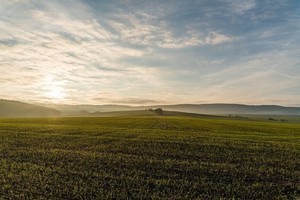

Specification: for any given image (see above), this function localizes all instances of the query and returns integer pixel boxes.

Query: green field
[0,113,299,199]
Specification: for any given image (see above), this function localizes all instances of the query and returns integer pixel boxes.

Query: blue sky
[0,0,299,105]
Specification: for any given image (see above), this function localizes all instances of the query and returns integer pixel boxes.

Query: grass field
[0,113,299,199]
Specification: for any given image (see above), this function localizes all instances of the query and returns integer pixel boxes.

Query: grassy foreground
[0,114,299,199]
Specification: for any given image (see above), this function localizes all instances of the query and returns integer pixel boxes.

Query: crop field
[0,114,299,199]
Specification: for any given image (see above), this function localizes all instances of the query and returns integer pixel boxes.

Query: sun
[42,75,67,101]
[46,86,66,100]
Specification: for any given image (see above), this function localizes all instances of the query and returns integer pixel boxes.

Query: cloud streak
[0,0,299,105]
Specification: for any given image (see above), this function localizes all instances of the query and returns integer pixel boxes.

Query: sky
[0,0,300,106]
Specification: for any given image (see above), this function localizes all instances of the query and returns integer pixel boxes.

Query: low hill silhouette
[154,104,300,115]
[44,103,300,116]
[0,99,61,117]
[4,100,300,117]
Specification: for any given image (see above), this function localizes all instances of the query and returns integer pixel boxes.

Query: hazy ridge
[155,104,300,115]
[0,100,61,117]
[1,99,300,117]
[44,102,300,116]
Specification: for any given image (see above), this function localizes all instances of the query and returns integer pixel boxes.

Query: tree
[154,108,163,115]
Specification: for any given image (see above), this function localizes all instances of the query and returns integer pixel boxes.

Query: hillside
[42,104,134,115]
[71,109,221,118]
[0,100,61,117]
[155,104,300,115]
[43,103,300,116]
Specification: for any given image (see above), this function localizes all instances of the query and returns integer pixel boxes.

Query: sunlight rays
[42,75,67,102]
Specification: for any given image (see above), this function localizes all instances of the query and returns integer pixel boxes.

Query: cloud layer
[0,0,299,105]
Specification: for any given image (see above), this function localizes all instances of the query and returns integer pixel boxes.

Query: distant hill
[42,104,134,116]
[43,103,300,116]
[0,100,61,118]
[73,109,223,118]
[155,104,300,115]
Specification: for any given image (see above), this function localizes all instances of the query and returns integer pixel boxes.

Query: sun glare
[46,86,66,100]
[42,75,67,101]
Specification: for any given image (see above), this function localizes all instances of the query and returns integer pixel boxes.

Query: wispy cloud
[229,0,256,15]
[108,10,237,48]
[0,0,299,105]
[93,97,161,105]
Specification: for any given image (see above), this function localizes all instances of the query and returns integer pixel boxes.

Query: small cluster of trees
[146,108,163,115]
[268,118,287,122]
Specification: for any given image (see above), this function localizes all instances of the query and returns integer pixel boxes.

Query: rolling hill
[43,103,300,116]
[0,99,61,117]
[155,104,300,115]
[2,99,300,117]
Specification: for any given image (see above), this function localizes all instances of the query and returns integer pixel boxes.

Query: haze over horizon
[1,0,300,106]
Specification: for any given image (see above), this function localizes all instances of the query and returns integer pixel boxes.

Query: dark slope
[0,100,61,117]
[41,103,300,116]
[43,104,134,115]
[155,104,300,115]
